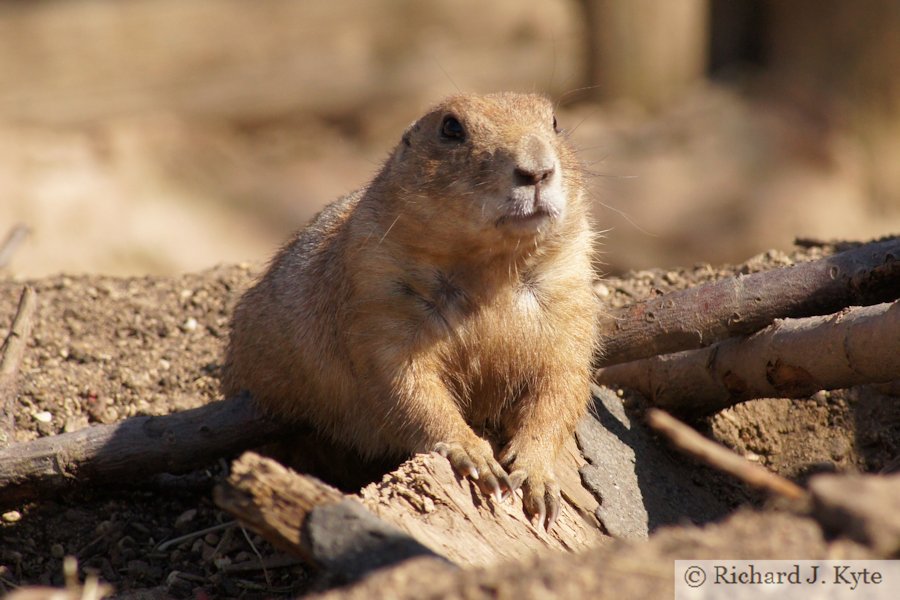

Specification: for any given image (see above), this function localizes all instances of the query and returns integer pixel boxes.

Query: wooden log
[215,445,605,575]
[596,301,900,416]
[0,393,285,508]
[356,437,604,567]
[214,452,450,585]
[597,237,900,366]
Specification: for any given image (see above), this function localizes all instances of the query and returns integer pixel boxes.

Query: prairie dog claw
[434,439,512,502]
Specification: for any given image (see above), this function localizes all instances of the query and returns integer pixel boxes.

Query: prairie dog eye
[440,115,465,141]
[552,115,560,134]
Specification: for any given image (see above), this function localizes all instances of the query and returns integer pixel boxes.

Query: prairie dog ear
[393,120,418,164]
[400,120,418,147]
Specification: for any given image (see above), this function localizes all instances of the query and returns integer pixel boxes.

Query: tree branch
[598,237,899,366]
[0,393,285,508]
[596,301,900,415]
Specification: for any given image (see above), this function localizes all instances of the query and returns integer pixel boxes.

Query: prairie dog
[224,92,597,529]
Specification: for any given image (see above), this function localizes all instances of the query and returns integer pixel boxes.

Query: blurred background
[1,0,899,277]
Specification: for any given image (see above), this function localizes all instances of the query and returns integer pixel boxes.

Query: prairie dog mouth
[495,204,557,231]
[494,159,566,233]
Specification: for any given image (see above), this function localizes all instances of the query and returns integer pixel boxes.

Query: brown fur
[224,92,598,525]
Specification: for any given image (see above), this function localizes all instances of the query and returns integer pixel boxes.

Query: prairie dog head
[383,93,584,255]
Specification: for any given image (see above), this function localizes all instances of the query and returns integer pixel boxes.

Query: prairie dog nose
[514,135,556,186]
[514,165,555,186]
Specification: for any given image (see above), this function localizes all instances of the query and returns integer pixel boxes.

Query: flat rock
[577,385,730,539]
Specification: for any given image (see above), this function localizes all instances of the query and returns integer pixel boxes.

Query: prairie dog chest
[397,267,551,385]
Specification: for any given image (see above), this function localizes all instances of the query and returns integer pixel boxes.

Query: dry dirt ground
[0,243,898,598]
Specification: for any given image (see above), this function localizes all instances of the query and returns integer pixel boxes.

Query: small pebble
[181,317,198,332]
[174,509,198,530]
[33,411,53,423]
[63,415,88,433]
[2,510,22,523]
[812,390,830,405]
[166,571,192,595]
[50,543,65,558]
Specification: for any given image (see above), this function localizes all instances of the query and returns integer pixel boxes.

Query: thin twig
[223,554,301,574]
[0,575,20,590]
[241,524,272,589]
[1,286,38,446]
[0,225,29,270]
[0,286,38,382]
[156,521,236,552]
[645,408,807,500]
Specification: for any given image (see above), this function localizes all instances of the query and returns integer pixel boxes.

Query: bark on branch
[0,393,285,508]
[596,301,900,416]
[598,237,899,366]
